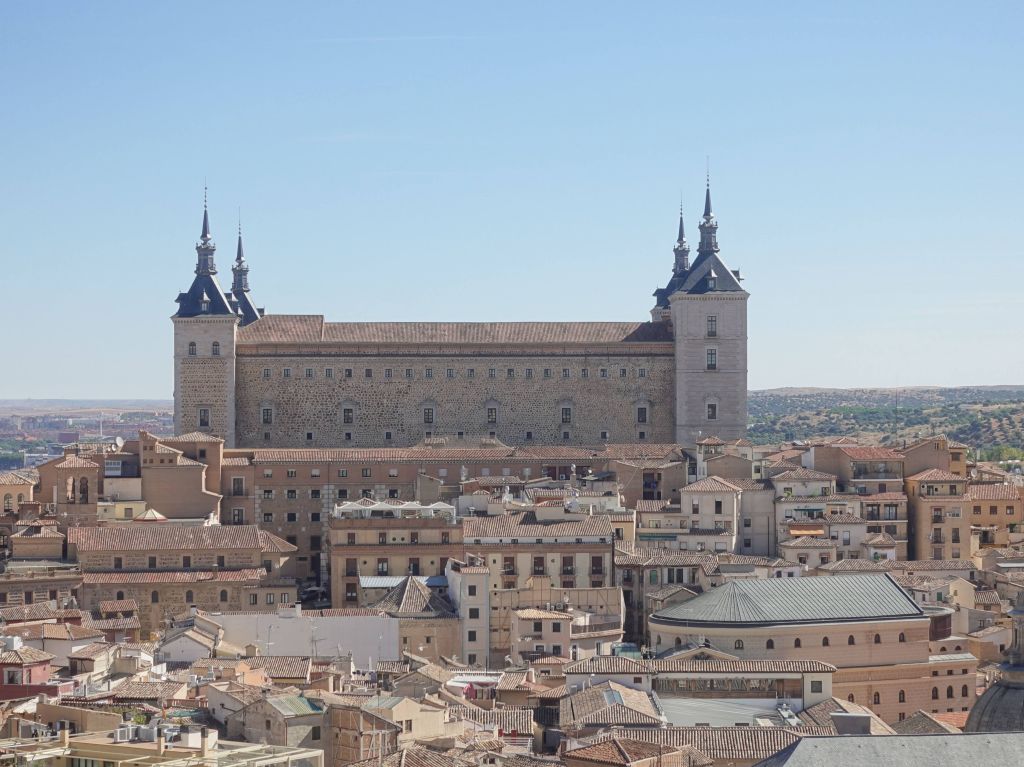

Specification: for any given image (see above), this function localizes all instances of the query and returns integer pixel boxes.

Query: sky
[1,2,1022,399]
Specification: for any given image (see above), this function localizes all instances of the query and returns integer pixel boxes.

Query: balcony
[572,620,621,636]
[561,566,575,575]
[502,566,517,576]
[932,514,944,524]
[590,567,604,576]
[345,569,358,577]
[930,533,945,544]
[532,568,547,576]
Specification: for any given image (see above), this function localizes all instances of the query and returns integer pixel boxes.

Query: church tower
[656,182,748,445]
[172,194,246,446]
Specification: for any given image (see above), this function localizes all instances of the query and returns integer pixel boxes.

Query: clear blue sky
[2,2,1021,399]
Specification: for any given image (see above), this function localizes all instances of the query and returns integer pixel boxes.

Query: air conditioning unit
[113,727,132,743]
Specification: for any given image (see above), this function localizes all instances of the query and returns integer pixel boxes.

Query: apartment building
[327,500,463,605]
[66,525,298,633]
[907,470,970,561]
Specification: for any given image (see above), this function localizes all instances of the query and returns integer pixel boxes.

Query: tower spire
[232,212,250,293]
[195,186,217,275]
[673,200,690,274]
[698,171,719,257]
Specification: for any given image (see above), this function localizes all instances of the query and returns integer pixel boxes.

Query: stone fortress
[173,185,748,448]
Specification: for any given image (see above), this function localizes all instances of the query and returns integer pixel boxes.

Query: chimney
[200,727,211,757]
[830,712,873,735]
[58,729,70,747]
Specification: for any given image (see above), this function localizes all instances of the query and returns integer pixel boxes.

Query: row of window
[187,341,221,356]
[142,589,290,606]
[261,366,653,380]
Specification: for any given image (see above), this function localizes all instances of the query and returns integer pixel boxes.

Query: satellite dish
[114,436,125,449]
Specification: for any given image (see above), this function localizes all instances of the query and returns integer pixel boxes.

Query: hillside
[748,386,1024,457]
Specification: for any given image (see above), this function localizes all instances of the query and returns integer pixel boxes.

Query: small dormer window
[707,277,716,290]
[201,299,210,312]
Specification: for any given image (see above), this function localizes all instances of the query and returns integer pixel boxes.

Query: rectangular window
[287,489,297,499]
[262,408,273,424]
[544,368,552,378]
[425,368,433,379]
[287,512,297,522]
[263,512,273,523]
[706,315,718,337]
[325,368,333,378]
[266,593,275,605]
[707,403,718,420]
[305,368,313,378]
[384,368,392,379]
[447,368,455,378]
[507,368,515,378]
[424,408,434,424]
[338,469,348,477]
[362,468,372,478]
[637,407,648,424]
[364,368,372,378]
[148,556,157,569]
[562,407,572,424]
[343,408,354,424]
[405,368,413,379]
[183,555,192,568]
[283,368,291,378]
[287,469,297,478]
[198,408,210,428]
[345,368,353,378]
[263,368,271,379]
[487,407,497,424]
[467,368,475,378]
[113,557,122,570]
[599,368,608,378]
[638,367,647,378]
[562,368,570,378]
[468,585,477,596]
[706,349,717,370]
[581,368,589,378]
[231,508,244,524]
[249,594,258,605]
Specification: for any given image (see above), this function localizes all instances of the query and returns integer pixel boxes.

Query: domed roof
[965,592,1024,733]
[965,677,1024,732]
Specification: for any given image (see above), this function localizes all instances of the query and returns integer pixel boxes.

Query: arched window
[185,590,194,603]
[847,694,855,703]
[940,646,947,652]
[211,341,220,356]
[188,342,197,356]
[66,477,75,502]
[734,640,744,650]
[766,639,775,650]
[16,494,23,504]
[899,690,906,703]
[873,692,880,705]
[116,591,124,600]
[794,638,802,648]
[2,495,10,512]
[874,634,881,644]
[675,637,682,647]
[220,589,228,602]
[946,686,954,699]
[955,645,962,651]
[822,637,830,647]
[848,635,856,646]
[899,632,906,643]
[79,477,89,503]
[151,591,159,604]
[961,685,969,697]
[931,687,939,700]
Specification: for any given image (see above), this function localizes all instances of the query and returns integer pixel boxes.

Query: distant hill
[0,400,173,415]
[749,386,1024,453]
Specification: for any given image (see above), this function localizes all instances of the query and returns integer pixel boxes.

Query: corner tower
[659,182,748,445]
[172,194,241,446]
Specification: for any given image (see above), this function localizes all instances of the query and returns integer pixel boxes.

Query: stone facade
[172,196,748,449]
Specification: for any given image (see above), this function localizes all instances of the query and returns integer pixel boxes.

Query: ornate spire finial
[232,208,250,293]
[698,167,719,257]
[195,186,217,275]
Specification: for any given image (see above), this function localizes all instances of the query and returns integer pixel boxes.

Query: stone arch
[188,341,197,356]
[78,476,89,503]
[211,341,220,356]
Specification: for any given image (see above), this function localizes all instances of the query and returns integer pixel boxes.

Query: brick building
[172,188,748,448]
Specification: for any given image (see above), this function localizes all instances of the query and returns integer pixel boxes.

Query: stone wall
[174,316,238,445]
[233,349,676,448]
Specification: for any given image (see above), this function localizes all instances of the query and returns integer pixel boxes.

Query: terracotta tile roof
[823,514,868,525]
[8,622,104,642]
[907,468,966,482]
[82,568,267,584]
[635,500,670,513]
[696,436,726,446]
[726,478,774,491]
[514,608,574,620]
[67,642,113,660]
[349,745,473,767]
[245,655,313,680]
[714,553,789,568]
[863,532,897,545]
[605,726,810,763]
[818,559,892,573]
[0,644,55,664]
[771,468,836,481]
[222,457,251,466]
[98,599,139,613]
[534,683,569,699]
[11,525,64,539]
[838,446,904,461]
[69,525,274,552]
[464,511,613,539]
[55,455,100,469]
[449,703,535,733]
[779,536,836,549]
[0,604,82,623]
[371,577,455,618]
[681,476,742,494]
[165,432,225,443]
[113,681,188,701]
[800,696,895,734]
[84,615,142,631]
[649,659,835,673]
[931,710,969,729]
[613,545,718,574]
[258,529,299,553]
[968,483,1022,501]
[862,492,907,501]
[0,472,35,486]
[567,738,710,767]
[560,681,663,727]
[240,316,674,346]
[888,559,975,571]
[375,660,410,674]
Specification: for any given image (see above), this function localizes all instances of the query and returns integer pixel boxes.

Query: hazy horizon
[3,2,1022,398]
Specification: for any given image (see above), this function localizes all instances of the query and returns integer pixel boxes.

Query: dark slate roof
[174,273,235,318]
[230,288,262,326]
[653,246,745,307]
[755,733,1024,767]
[650,574,923,628]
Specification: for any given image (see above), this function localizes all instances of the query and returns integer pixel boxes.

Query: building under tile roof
[371,577,456,618]
[566,737,711,767]
[650,574,923,628]
[68,524,290,552]
[464,511,613,540]
[559,680,664,727]
[605,726,819,764]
